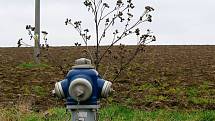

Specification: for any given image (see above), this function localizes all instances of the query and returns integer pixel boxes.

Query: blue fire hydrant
[52,58,113,121]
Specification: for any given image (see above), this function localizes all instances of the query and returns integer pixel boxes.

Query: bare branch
[67,21,94,62]
[98,5,106,25]
[90,0,97,15]
[98,6,130,45]
[98,17,148,64]
[98,16,117,45]
[100,7,117,21]
[20,41,33,47]
[96,0,103,14]
[102,49,113,78]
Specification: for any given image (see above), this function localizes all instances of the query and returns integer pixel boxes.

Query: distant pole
[34,0,40,64]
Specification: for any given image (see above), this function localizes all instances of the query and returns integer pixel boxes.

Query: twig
[68,22,94,62]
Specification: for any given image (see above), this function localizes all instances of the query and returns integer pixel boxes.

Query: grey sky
[0,0,215,47]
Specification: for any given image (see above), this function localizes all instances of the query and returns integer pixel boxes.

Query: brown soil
[0,45,215,111]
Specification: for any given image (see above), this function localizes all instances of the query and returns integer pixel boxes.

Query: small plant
[65,0,156,81]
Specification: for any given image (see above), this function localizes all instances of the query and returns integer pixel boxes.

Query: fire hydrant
[52,58,113,121]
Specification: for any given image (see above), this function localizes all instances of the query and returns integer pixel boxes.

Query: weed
[32,86,46,96]
[187,87,199,97]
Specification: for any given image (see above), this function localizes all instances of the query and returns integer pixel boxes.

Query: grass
[189,97,215,105]
[99,105,215,121]
[1,105,215,121]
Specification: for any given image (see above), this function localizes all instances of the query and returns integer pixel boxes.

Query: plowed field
[0,46,215,111]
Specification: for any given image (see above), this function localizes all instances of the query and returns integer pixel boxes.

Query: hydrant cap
[72,58,94,69]
[69,78,93,102]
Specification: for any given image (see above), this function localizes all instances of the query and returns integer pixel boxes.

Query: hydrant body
[53,58,112,105]
[53,58,112,121]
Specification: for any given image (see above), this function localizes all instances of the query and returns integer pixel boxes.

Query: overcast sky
[0,0,215,47]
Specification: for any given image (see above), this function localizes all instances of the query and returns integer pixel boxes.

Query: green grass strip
[1,105,215,121]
